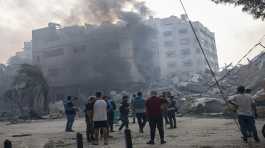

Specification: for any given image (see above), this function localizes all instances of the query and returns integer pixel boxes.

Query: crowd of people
[64,90,178,145]
[64,86,261,145]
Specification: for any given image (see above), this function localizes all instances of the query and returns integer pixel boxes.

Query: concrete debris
[47,101,65,119]
[191,98,225,114]
[1,52,265,120]
[177,97,225,115]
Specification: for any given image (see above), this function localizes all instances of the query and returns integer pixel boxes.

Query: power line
[207,41,265,90]
[178,0,226,100]
[207,42,261,88]
[178,0,241,134]
[259,43,265,49]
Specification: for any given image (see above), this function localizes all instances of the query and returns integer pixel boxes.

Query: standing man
[132,92,146,133]
[93,92,108,145]
[131,94,137,124]
[167,96,177,129]
[64,96,78,132]
[119,96,130,131]
[107,96,116,132]
[145,91,166,145]
[84,96,95,143]
[229,86,260,143]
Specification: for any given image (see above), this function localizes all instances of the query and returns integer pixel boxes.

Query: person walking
[64,96,78,132]
[119,96,130,131]
[229,86,260,143]
[132,92,146,133]
[84,96,95,142]
[131,94,136,124]
[167,96,177,129]
[145,91,166,145]
[92,92,108,145]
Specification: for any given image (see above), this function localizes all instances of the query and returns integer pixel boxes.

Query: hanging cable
[207,42,261,89]
[178,0,241,132]
[179,0,225,99]
[259,43,265,49]
[206,42,265,91]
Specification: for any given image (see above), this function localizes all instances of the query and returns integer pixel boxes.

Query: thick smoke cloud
[0,0,152,64]
[61,11,157,87]
[65,0,151,24]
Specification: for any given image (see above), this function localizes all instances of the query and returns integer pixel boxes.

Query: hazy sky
[0,0,265,67]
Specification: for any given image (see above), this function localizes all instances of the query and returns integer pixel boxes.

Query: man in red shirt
[145,91,166,145]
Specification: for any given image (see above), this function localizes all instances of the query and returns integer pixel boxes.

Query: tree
[4,64,49,117]
[211,0,265,20]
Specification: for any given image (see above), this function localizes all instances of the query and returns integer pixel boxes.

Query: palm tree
[6,64,49,116]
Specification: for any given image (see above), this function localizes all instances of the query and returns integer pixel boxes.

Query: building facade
[30,15,219,95]
[32,23,144,95]
[146,15,219,81]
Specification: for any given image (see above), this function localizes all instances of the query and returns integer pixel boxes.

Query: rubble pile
[47,101,65,119]
[1,53,265,120]
[173,52,265,116]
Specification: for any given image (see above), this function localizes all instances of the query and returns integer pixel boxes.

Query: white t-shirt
[93,99,107,122]
[229,94,255,117]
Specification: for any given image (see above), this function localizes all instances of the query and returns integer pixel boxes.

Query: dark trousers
[132,112,136,123]
[148,116,164,142]
[66,114,75,131]
[119,115,129,130]
[108,111,115,131]
[238,115,259,139]
[136,113,147,131]
[163,112,169,124]
[86,118,94,142]
[168,111,176,128]
[86,124,94,141]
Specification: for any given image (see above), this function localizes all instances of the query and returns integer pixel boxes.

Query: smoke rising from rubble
[1,0,264,66]
[62,0,156,84]
[61,11,157,87]
[0,0,152,64]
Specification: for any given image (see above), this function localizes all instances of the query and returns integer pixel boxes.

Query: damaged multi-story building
[32,23,145,97]
[146,15,219,81]
[31,15,219,97]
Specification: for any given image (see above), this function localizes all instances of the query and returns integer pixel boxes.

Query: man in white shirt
[93,92,108,145]
[229,86,260,143]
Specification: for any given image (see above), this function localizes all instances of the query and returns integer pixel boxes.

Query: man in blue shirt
[64,96,77,132]
[106,96,116,132]
[132,92,147,133]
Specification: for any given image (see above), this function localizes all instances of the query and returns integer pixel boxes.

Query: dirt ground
[0,117,264,148]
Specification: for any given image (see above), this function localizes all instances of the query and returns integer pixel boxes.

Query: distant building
[8,41,32,65]
[146,15,219,81]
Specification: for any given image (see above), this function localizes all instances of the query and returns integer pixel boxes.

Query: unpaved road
[0,117,264,148]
